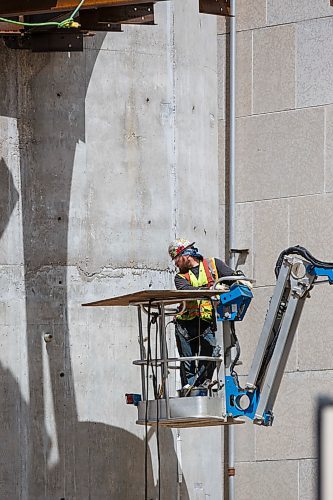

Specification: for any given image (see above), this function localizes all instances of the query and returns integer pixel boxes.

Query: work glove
[237,279,253,290]
[212,283,229,292]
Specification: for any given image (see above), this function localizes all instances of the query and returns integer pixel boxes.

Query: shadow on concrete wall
[0,158,19,239]
[0,363,29,499]
[0,36,188,499]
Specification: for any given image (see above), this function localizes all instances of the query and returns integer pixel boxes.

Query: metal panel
[82,289,223,307]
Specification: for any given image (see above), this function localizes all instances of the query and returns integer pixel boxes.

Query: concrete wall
[0,2,221,498]
[218,1,333,499]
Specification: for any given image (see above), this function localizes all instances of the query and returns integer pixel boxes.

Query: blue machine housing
[307,265,333,284]
[216,283,253,322]
[225,376,273,426]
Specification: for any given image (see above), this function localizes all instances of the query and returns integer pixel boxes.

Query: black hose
[275,245,333,278]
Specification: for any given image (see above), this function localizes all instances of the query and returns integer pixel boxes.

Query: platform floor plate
[136,396,245,428]
[137,416,245,428]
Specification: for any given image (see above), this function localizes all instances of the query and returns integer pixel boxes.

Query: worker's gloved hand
[212,283,229,292]
[237,279,253,290]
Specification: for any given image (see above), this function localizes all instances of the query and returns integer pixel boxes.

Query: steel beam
[199,0,230,16]
[0,0,161,17]
[78,11,122,30]
[79,4,154,27]
[3,30,84,50]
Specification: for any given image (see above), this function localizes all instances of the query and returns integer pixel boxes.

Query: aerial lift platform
[83,246,333,428]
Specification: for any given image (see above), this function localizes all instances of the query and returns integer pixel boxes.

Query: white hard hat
[168,239,195,259]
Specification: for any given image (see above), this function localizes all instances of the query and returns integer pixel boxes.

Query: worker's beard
[177,256,192,273]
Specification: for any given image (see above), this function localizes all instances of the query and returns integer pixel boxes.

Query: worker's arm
[174,274,199,290]
[174,258,235,290]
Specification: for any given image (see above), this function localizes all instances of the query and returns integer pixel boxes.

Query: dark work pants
[175,318,217,387]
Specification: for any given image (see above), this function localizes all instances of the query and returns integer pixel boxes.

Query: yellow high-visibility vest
[176,258,218,321]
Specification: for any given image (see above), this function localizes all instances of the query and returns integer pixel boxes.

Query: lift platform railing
[83,288,248,428]
[130,294,228,427]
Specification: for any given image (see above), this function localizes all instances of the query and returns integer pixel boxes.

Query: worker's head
[168,239,202,271]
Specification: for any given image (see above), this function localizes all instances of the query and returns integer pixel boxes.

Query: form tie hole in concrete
[60,372,65,378]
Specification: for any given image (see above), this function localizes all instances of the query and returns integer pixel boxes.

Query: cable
[0,0,85,29]
[156,307,161,500]
[144,301,161,500]
[144,302,151,500]
[229,322,242,389]
[148,313,159,398]
[197,308,202,382]
[71,0,86,18]
[275,245,333,278]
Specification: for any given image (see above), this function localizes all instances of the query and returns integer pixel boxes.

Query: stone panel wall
[218,2,333,498]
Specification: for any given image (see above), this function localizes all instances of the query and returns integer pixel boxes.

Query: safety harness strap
[202,258,215,288]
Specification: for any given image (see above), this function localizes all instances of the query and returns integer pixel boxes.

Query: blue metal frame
[221,265,333,425]
[225,376,273,425]
[307,265,333,284]
[216,283,253,322]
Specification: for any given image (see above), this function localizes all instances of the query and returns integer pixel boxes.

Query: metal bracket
[79,3,155,27]
[230,248,249,255]
[0,19,22,35]
[230,248,249,269]
[4,30,84,51]
[199,0,230,16]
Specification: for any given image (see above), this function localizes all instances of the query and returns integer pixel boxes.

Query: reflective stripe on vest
[176,258,217,321]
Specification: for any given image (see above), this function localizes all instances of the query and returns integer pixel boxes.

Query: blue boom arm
[218,249,333,426]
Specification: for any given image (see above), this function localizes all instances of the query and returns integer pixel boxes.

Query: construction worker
[168,239,234,390]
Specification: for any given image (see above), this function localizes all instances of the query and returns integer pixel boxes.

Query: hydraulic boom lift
[83,246,333,428]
